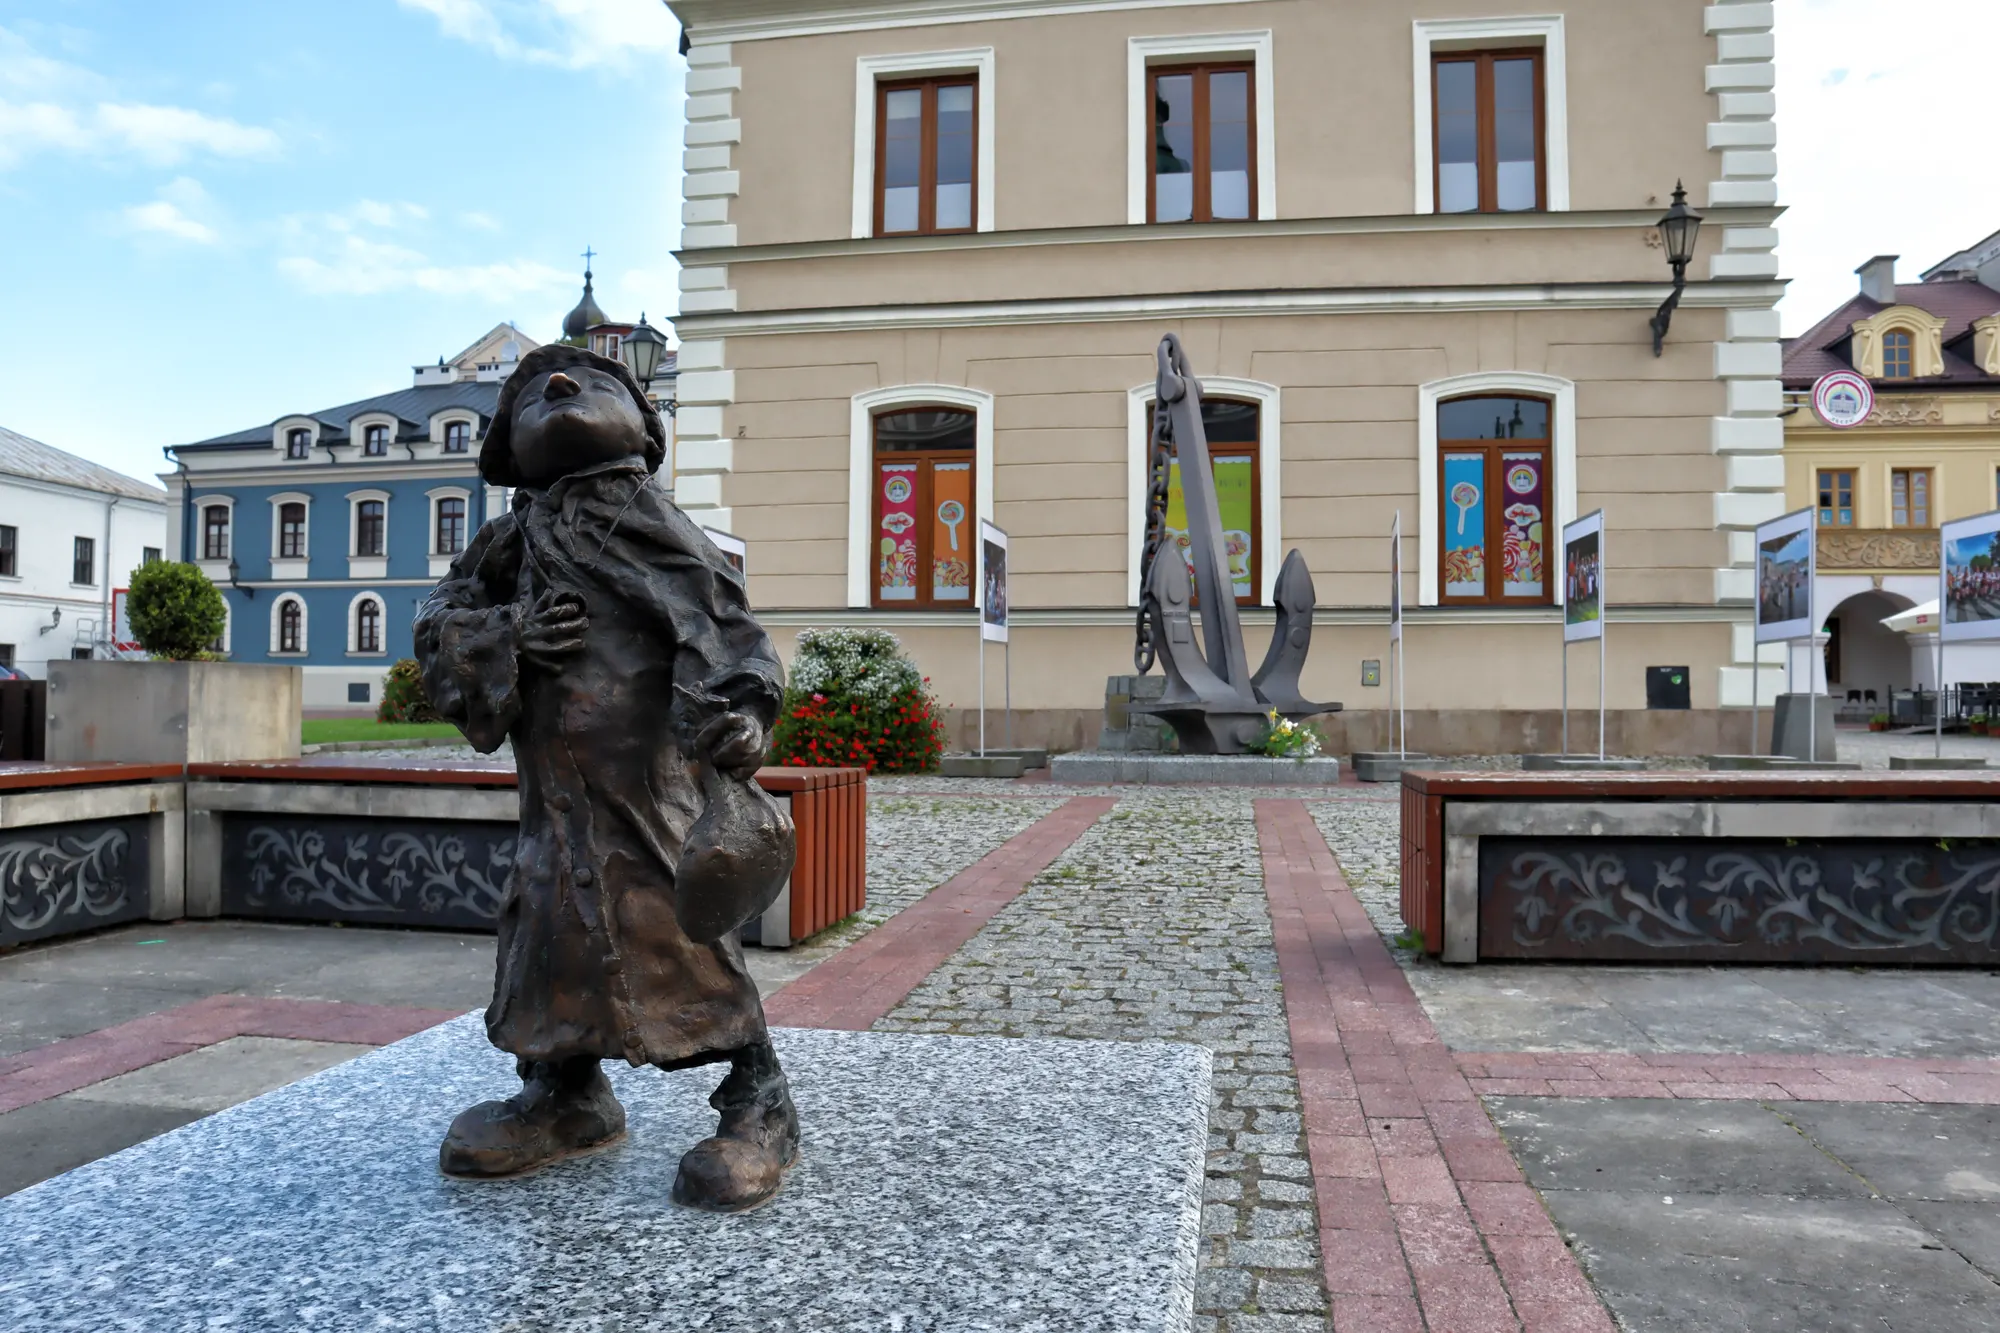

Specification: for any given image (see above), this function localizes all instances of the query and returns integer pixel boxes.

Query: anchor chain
[1134,394,1174,673]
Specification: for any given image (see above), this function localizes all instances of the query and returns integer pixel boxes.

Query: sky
[0,0,1994,488]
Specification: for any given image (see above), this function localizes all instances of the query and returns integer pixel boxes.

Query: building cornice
[676,279,1788,339]
[162,462,485,489]
[751,604,1757,629]
[679,206,1785,268]
[673,0,1271,44]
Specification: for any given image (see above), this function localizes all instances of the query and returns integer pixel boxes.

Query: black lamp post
[1649,182,1703,356]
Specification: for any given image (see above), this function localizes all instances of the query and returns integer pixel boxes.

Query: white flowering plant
[1249,708,1323,760]
[770,627,945,772]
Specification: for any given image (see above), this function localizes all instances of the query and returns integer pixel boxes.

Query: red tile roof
[1781,280,2000,389]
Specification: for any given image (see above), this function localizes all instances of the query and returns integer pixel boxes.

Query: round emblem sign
[1812,370,1874,430]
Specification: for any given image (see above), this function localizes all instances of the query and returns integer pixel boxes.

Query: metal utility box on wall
[1645,666,1691,710]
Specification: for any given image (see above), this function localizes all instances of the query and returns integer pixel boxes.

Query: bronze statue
[414,344,799,1212]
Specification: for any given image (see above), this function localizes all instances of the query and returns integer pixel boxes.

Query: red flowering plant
[768,628,946,773]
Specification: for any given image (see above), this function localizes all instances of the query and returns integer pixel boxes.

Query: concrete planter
[1351,752,1428,783]
[48,661,301,765]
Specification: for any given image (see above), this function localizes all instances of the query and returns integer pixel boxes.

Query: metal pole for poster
[1397,638,1407,759]
[978,636,986,758]
[1005,638,1013,749]
[1935,632,1944,760]
[1598,620,1607,761]
[1561,642,1569,756]
[1806,638,1817,764]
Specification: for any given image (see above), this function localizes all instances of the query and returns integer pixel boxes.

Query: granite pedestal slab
[1049,752,1340,784]
[0,1015,1210,1333]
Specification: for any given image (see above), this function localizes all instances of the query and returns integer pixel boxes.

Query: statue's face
[507,365,649,485]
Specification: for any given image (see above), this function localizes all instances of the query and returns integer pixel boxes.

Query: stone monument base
[1350,751,1429,782]
[1518,754,1647,772]
[0,1018,1209,1333]
[1050,752,1340,784]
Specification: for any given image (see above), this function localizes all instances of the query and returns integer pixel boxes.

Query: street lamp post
[1649,181,1704,357]
[621,313,675,416]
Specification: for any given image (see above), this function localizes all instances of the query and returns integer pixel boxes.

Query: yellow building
[1782,242,2000,713]
[663,0,1790,753]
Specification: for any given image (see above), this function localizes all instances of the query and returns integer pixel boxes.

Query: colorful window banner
[931,460,973,601]
[1498,450,1545,598]
[1441,451,1487,597]
[1165,453,1256,601]
[876,462,919,601]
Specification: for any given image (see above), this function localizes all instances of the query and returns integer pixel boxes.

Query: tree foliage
[125,561,227,661]
[378,658,442,723]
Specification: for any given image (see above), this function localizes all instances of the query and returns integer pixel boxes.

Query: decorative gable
[1848,304,1948,379]
[1971,313,2000,376]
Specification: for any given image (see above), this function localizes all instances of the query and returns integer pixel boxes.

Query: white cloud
[279,205,572,300]
[0,26,280,169]
[398,0,679,71]
[120,177,221,244]
[461,210,503,231]
[1775,0,2000,332]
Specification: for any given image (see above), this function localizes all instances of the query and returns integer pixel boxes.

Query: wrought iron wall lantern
[621,313,677,417]
[1649,181,1703,356]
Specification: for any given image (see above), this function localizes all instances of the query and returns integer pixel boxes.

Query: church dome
[561,268,607,341]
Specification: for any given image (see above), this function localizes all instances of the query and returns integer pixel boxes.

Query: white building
[0,426,169,677]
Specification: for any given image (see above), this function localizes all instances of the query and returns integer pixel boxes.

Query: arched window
[287,428,311,460]
[1437,394,1552,605]
[1160,398,1260,605]
[363,424,388,456]
[444,420,471,453]
[872,407,977,609]
[202,505,231,560]
[278,502,307,559]
[1881,330,1913,379]
[355,500,385,557]
[277,599,303,654]
[436,497,466,555]
[355,598,382,654]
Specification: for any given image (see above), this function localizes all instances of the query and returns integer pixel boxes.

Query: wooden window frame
[1881,329,1914,380]
[355,598,382,655]
[203,505,231,561]
[1891,467,1933,528]
[278,599,303,654]
[286,429,311,460]
[436,497,467,555]
[1169,399,1262,607]
[1816,469,1856,528]
[362,424,388,457]
[72,536,95,587]
[355,500,386,558]
[1430,48,1547,215]
[443,420,472,454]
[0,525,16,578]
[873,76,979,238]
[1436,396,1555,607]
[1147,62,1258,225]
[278,502,308,559]
[869,406,978,611]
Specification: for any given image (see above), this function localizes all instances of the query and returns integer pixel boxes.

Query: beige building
[663,0,1786,752]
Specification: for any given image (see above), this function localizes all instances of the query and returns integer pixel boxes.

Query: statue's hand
[517,589,588,672]
[696,711,766,782]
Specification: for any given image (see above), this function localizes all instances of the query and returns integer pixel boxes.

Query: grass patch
[302,719,463,745]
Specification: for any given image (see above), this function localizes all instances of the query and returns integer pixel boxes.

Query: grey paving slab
[1544,1189,2000,1333]
[0,1097,203,1198]
[68,1036,377,1113]
[1902,1201,2000,1276]
[1489,1097,1873,1199]
[0,978,198,1051]
[0,1018,1211,1333]
[1776,1103,2000,1202]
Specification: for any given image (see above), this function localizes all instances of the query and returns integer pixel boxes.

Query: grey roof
[0,425,169,502]
[178,381,503,450]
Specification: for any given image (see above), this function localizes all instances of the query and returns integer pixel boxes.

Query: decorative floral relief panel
[221,816,513,931]
[0,818,150,946]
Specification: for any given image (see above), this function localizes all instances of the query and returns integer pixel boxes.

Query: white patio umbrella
[1882,600,1940,633]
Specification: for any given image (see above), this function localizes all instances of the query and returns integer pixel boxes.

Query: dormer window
[1881,330,1913,379]
[363,424,388,457]
[287,429,311,460]
[444,420,471,454]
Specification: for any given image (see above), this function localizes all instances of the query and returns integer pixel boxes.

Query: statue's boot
[438,1055,626,1179]
[670,1039,799,1213]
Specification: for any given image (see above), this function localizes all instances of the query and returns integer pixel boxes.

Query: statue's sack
[674,724,797,944]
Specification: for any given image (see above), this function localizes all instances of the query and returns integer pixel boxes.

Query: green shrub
[377,658,441,723]
[125,561,227,661]
[768,627,945,773]
[1248,709,1324,760]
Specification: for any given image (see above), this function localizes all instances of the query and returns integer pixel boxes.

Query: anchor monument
[1131,334,1339,752]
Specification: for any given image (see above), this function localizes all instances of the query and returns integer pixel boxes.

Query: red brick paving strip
[1257,798,1614,1333]
[0,995,461,1115]
[765,795,1117,1031]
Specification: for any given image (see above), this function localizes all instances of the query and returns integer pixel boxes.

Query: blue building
[161,323,532,711]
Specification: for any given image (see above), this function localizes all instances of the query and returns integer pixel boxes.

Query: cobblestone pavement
[874,793,1330,1332]
[1307,797,1408,948]
[858,794,1065,927]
